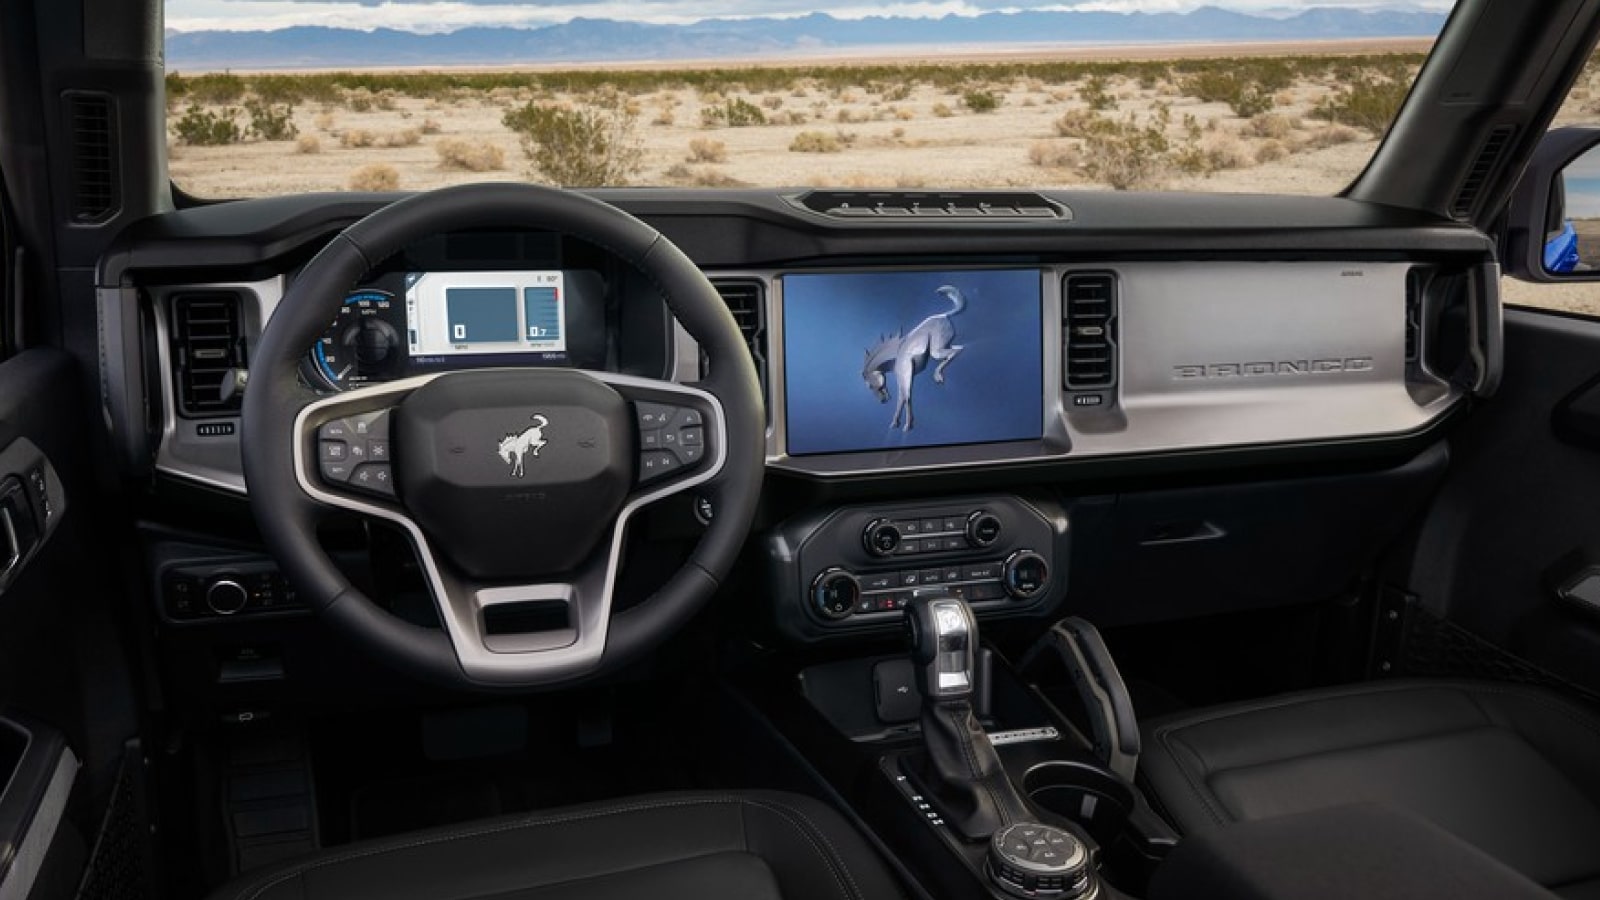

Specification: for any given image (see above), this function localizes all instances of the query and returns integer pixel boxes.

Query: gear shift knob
[906,596,977,703]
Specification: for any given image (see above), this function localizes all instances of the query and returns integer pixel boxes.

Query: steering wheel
[241,183,765,688]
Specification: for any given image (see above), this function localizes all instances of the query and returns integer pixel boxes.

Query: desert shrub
[1183,70,1274,118]
[348,164,400,191]
[420,118,443,135]
[686,138,728,163]
[172,105,243,146]
[1028,140,1081,169]
[962,90,999,113]
[1079,73,1117,111]
[761,95,785,110]
[1255,139,1289,163]
[1081,114,1169,190]
[663,163,749,187]
[502,100,643,186]
[295,134,322,154]
[932,102,954,118]
[835,108,870,124]
[652,108,676,126]
[244,100,298,141]
[1054,108,1105,139]
[1201,132,1253,170]
[1297,124,1361,151]
[783,110,809,125]
[314,113,336,131]
[380,128,421,147]
[1246,113,1297,140]
[185,72,245,105]
[790,130,843,153]
[435,138,506,171]
[344,87,376,112]
[1314,76,1409,132]
[340,129,376,148]
[700,98,767,127]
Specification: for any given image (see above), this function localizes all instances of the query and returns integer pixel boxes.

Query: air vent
[171,293,246,417]
[1063,273,1117,390]
[1451,125,1515,220]
[1405,266,1431,364]
[65,92,120,224]
[705,279,767,390]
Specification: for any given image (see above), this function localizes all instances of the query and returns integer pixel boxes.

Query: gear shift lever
[905,596,1031,840]
[906,596,1100,899]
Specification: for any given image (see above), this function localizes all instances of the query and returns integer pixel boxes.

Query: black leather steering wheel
[241,183,765,688]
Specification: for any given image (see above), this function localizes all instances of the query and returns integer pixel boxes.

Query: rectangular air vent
[1451,125,1515,220]
[705,279,767,391]
[65,92,120,224]
[1063,273,1117,390]
[1405,266,1432,365]
[795,191,1068,220]
[170,293,246,417]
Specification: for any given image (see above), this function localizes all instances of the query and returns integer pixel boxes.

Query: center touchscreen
[782,269,1043,456]
[405,270,568,361]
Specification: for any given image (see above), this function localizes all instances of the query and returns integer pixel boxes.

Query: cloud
[164,0,1455,32]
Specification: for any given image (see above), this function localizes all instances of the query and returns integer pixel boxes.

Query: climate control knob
[967,510,1003,548]
[1002,550,1050,599]
[862,519,902,558]
[811,568,861,620]
[205,578,250,616]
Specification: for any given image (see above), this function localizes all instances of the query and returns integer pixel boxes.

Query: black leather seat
[207,790,907,900]
[1140,679,1600,900]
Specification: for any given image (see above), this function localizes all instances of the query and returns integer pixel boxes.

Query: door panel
[0,349,140,899]
[1409,308,1600,694]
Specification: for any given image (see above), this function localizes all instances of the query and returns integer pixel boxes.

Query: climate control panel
[768,496,1068,642]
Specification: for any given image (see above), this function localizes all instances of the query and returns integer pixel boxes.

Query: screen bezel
[774,266,1055,462]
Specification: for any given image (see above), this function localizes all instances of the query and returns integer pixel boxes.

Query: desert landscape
[164,40,1600,313]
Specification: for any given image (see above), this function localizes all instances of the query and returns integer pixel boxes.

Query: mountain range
[165,6,1447,70]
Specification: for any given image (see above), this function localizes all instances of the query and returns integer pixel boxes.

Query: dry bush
[662,163,749,187]
[435,138,506,172]
[1255,139,1290,164]
[1297,124,1361,151]
[895,107,916,121]
[790,130,843,153]
[761,95,785,110]
[340,129,376,148]
[381,128,421,148]
[932,102,954,118]
[651,108,676,126]
[783,110,809,125]
[349,164,399,191]
[296,134,322,154]
[503,100,643,186]
[1028,140,1081,169]
[1246,113,1298,140]
[420,118,443,135]
[314,112,335,131]
[1201,132,1254,171]
[1081,114,1170,190]
[686,137,728,163]
[1054,108,1103,139]
[836,108,870,124]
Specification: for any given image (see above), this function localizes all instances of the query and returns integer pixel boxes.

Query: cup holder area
[1022,760,1135,845]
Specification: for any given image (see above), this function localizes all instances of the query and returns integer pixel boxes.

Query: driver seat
[207,790,907,900]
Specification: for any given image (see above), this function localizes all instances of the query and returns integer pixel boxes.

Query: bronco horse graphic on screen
[496,414,550,478]
[861,285,967,431]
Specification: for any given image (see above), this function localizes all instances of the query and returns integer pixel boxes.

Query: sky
[163,0,1454,33]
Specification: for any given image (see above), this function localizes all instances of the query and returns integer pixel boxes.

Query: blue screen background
[782,269,1043,456]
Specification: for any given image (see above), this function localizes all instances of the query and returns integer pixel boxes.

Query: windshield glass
[163,1,1453,198]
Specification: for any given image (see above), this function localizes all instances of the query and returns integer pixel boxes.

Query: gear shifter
[905,596,1032,840]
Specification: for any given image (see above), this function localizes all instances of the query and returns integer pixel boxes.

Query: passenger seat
[1139,680,1600,899]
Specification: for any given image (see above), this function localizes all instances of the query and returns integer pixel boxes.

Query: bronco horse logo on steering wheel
[496,414,550,478]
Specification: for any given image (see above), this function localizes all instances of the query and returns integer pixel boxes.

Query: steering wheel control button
[987,823,1092,900]
[320,441,347,461]
[864,519,902,557]
[321,461,353,483]
[638,450,681,483]
[967,510,1004,547]
[319,420,351,440]
[811,568,860,620]
[205,579,250,616]
[349,464,396,498]
[1003,550,1050,599]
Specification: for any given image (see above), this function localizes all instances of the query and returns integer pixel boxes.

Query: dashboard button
[1002,550,1050,599]
[941,516,965,533]
[967,510,1003,547]
[811,568,859,621]
[968,582,1007,602]
[350,463,396,497]
[862,574,896,592]
[863,519,901,557]
[964,563,1001,581]
[918,569,944,586]
[896,539,923,555]
[900,571,922,587]
[942,537,968,552]
[942,567,963,583]
[899,519,922,536]
[920,518,944,535]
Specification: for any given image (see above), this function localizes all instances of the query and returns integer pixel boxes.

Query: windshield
[163,2,1452,198]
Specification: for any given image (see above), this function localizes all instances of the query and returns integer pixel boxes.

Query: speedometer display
[301,289,405,391]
